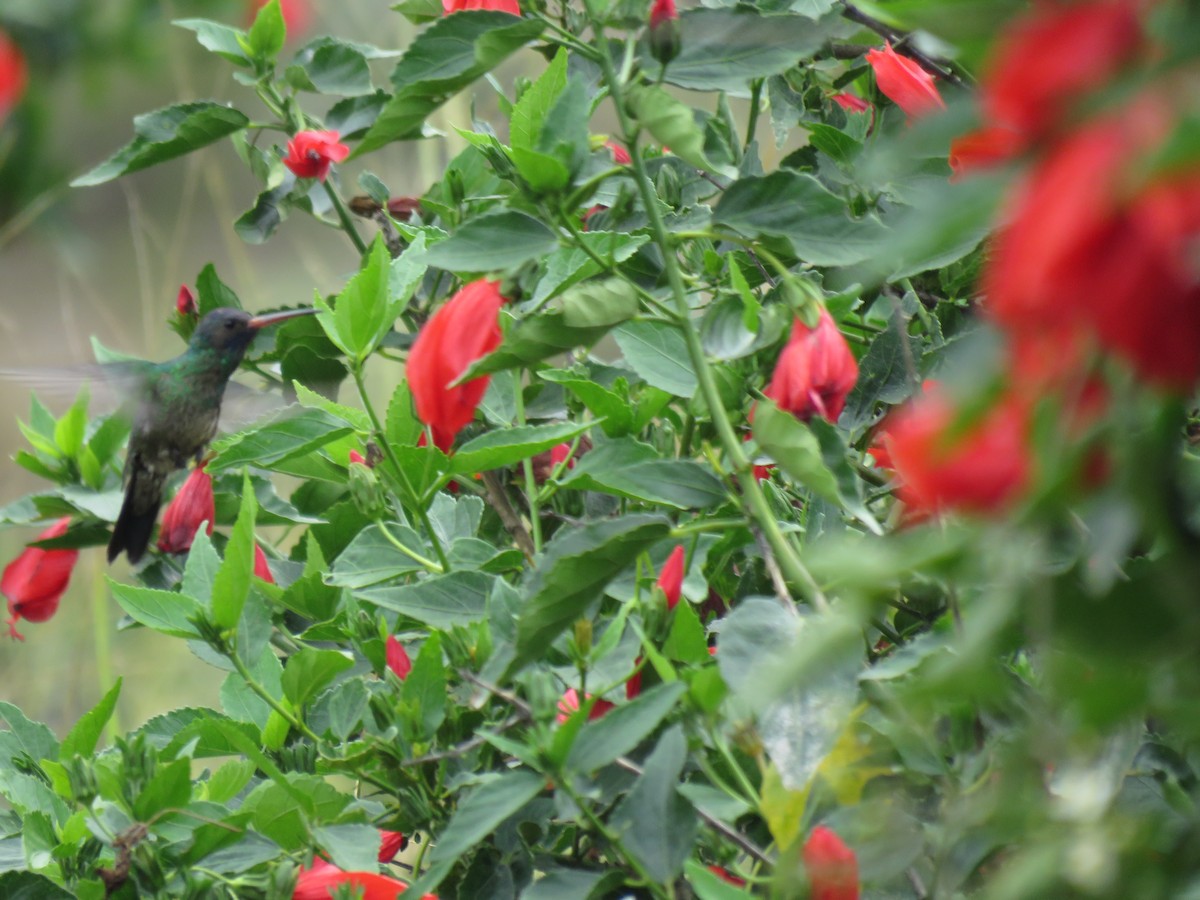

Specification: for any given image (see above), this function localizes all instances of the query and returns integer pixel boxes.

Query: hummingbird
[107,307,317,564]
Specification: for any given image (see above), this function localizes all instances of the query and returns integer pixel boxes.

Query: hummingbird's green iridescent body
[107,307,315,564]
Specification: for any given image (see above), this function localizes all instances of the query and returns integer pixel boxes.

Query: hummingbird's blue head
[190,308,260,356]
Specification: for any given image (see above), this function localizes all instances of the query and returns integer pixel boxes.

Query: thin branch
[480,470,537,561]
[403,713,528,766]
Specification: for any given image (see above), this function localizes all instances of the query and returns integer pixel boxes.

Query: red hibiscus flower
[378,830,408,863]
[157,466,215,554]
[949,125,1024,180]
[386,635,413,681]
[3,518,79,641]
[283,131,351,182]
[830,93,870,114]
[407,280,507,452]
[293,858,422,900]
[865,42,945,120]
[802,825,859,900]
[764,309,859,424]
[253,545,274,583]
[656,545,685,610]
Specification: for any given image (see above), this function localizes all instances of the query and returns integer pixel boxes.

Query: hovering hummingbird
[107,307,316,564]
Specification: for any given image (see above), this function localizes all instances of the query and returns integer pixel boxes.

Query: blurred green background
[0,0,462,736]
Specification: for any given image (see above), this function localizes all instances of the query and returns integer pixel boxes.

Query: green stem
[745,79,763,153]
[322,180,369,257]
[228,647,321,743]
[513,376,543,552]
[351,365,452,571]
[587,25,817,608]
[376,520,443,573]
[90,556,119,742]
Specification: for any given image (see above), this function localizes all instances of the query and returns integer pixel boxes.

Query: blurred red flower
[764,310,859,424]
[707,865,746,886]
[982,0,1142,139]
[880,389,1031,517]
[556,688,614,723]
[157,466,215,554]
[657,545,685,610]
[0,31,27,125]
[442,0,520,15]
[408,280,507,451]
[865,43,944,119]
[606,140,632,165]
[949,125,1024,180]
[802,825,859,900]
[283,131,350,182]
[3,518,78,641]
[648,0,681,64]
[386,635,413,681]
[984,99,1200,389]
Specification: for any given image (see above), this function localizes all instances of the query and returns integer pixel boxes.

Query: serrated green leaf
[208,408,354,472]
[510,47,568,153]
[421,210,557,273]
[174,19,252,66]
[626,84,735,179]
[566,682,687,774]
[450,421,594,475]
[281,648,354,709]
[327,524,429,588]
[356,570,493,629]
[108,580,204,638]
[211,472,257,629]
[246,0,285,59]
[560,437,726,509]
[403,632,447,739]
[59,680,121,759]
[511,515,671,673]
[72,102,250,187]
[613,321,698,398]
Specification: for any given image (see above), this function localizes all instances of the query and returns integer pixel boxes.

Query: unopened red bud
[648,0,681,65]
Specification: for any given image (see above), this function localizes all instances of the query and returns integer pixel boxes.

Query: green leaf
[462,311,615,379]
[450,421,594,475]
[611,726,697,882]
[841,317,918,433]
[60,680,121,759]
[566,682,687,774]
[752,398,840,504]
[0,872,75,898]
[53,390,88,460]
[540,372,634,437]
[208,409,354,472]
[714,170,888,266]
[356,14,545,155]
[532,234,650,306]
[327,524,429,588]
[613,320,698,398]
[72,102,250,187]
[510,47,568,153]
[663,601,709,665]
[133,758,193,821]
[211,472,258,630]
[658,9,840,91]
[0,702,59,763]
[421,210,557,273]
[403,632,447,739]
[174,19,252,67]
[281,648,354,709]
[108,580,203,638]
[626,85,735,179]
[292,38,375,96]
[206,758,256,803]
[316,235,397,362]
[806,122,863,165]
[416,770,546,893]
[560,278,640,329]
[511,515,671,673]
[561,437,726,509]
[684,859,752,899]
[245,0,286,60]
[356,570,493,629]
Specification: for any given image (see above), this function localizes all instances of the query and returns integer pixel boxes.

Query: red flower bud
[0,31,27,125]
[349,449,368,466]
[656,545,685,610]
[802,825,859,900]
[764,310,858,424]
[386,635,412,681]
[157,466,215,554]
[3,518,78,641]
[830,93,870,114]
[407,280,507,452]
[556,688,614,724]
[442,0,520,15]
[626,657,643,700]
[606,140,632,165]
[282,130,350,182]
[176,285,198,317]
[253,545,274,583]
[386,196,422,222]
[707,865,746,887]
[378,830,407,862]
[865,43,944,120]
[648,0,681,65]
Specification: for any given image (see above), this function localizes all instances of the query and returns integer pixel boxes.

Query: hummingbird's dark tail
[107,466,164,564]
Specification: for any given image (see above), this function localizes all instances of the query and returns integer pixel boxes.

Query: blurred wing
[0,362,151,419]
[218,380,304,433]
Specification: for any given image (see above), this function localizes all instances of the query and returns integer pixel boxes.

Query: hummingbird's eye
[224,318,237,329]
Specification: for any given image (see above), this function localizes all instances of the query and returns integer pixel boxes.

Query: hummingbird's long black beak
[247,308,319,329]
